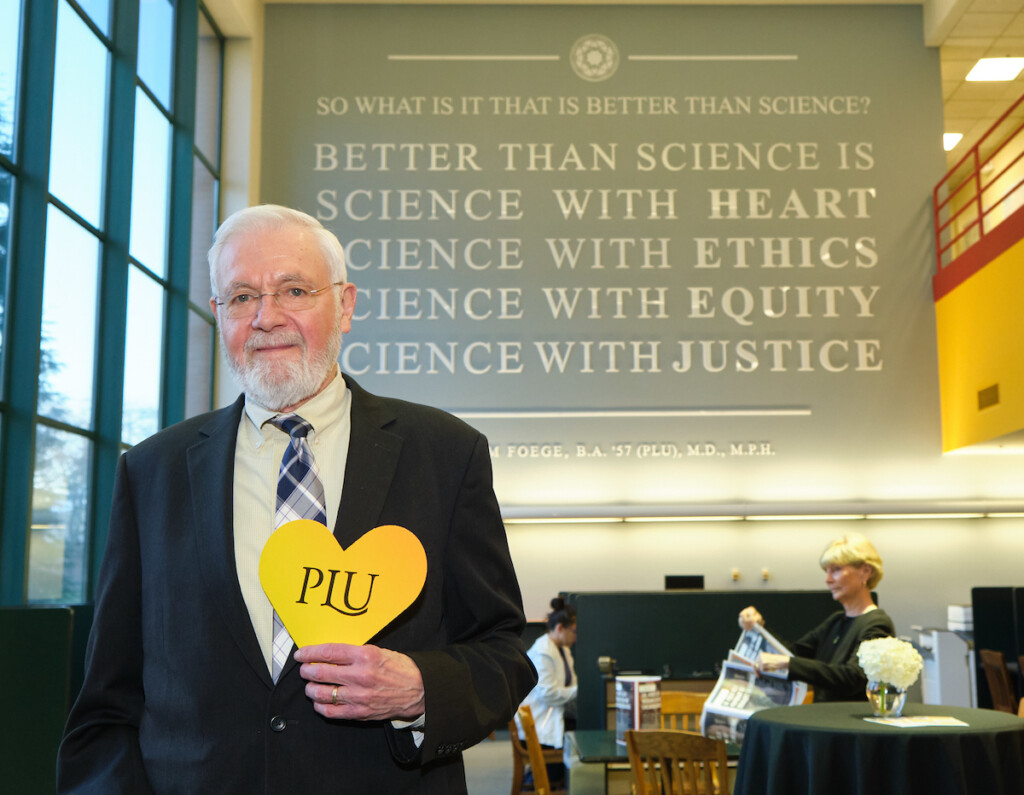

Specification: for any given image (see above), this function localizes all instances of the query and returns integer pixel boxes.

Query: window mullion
[87,0,140,595]
[162,0,198,430]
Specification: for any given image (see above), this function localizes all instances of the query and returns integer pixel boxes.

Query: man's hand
[294,643,425,722]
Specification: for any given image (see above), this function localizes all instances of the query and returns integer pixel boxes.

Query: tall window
[0,0,224,605]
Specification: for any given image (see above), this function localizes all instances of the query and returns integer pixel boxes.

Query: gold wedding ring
[331,686,339,706]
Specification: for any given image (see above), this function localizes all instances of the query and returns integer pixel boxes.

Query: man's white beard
[223,324,343,411]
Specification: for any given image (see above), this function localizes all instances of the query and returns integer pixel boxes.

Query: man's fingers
[294,642,363,665]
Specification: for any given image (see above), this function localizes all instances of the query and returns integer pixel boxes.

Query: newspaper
[700,625,808,745]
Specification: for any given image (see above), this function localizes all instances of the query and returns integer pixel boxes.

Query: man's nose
[251,293,287,328]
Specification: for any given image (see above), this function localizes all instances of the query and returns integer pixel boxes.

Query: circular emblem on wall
[570,34,620,82]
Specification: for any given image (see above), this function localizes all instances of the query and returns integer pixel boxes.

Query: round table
[732,702,1024,795]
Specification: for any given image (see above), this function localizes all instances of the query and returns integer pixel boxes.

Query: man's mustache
[244,331,305,353]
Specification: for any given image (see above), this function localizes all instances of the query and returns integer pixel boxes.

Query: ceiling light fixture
[502,516,623,525]
[943,133,963,151]
[966,57,1024,82]
[622,515,744,523]
[745,513,864,522]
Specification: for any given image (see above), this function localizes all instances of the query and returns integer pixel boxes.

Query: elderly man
[57,205,536,793]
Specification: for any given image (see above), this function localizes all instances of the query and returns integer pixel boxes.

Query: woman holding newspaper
[738,533,895,702]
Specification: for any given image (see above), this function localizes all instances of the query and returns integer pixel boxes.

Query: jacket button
[270,715,287,732]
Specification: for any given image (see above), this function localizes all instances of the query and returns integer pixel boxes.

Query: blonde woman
[738,534,895,702]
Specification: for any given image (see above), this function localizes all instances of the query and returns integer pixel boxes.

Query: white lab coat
[518,633,578,748]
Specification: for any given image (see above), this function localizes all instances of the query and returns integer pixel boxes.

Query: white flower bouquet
[856,637,923,689]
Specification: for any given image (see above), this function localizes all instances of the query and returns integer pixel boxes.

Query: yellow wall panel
[936,236,1024,451]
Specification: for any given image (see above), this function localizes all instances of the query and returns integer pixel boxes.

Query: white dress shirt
[231,367,351,673]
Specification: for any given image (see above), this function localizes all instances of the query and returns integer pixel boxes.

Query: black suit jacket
[58,376,536,793]
[786,608,895,701]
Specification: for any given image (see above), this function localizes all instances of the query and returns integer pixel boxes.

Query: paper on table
[862,715,969,727]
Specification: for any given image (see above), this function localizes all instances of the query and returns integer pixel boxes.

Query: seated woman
[738,533,895,702]
[518,597,578,786]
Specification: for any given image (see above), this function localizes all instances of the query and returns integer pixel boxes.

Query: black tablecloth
[733,702,1024,795]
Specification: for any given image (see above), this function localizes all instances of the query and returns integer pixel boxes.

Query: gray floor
[462,730,515,795]
[462,731,621,795]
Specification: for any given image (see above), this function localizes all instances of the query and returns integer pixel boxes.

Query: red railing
[933,91,1024,272]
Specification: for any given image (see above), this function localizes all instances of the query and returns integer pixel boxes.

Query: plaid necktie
[268,414,326,681]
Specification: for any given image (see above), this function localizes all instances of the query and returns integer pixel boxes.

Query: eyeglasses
[213,282,345,319]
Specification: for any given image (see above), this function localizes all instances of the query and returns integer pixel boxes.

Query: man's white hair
[208,204,346,296]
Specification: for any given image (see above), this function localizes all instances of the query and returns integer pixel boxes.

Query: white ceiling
[208,0,1024,169]
[940,0,1024,165]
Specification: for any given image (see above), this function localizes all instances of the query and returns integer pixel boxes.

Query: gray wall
[218,5,1023,655]
[508,517,1020,637]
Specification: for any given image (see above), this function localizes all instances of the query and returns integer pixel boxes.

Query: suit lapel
[334,375,403,548]
[187,396,273,686]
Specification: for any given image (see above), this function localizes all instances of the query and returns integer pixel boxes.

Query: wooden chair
[514,705,567,795]
[1019,656,1024,718]
[660,691,708,731]
[508,716,565,795]
[979,649,1018,714]
[625,728,730,795]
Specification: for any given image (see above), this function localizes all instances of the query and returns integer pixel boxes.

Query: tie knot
[270,414,314,440]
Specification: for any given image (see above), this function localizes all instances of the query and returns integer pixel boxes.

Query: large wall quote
[261,5,977,510]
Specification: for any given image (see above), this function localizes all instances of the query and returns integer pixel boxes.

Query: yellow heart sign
[259,520,427,647]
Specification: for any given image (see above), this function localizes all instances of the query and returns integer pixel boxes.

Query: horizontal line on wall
[454,408,812,420]
[387,55,560,61]
[628,55,798,61]
[387,54,797,64]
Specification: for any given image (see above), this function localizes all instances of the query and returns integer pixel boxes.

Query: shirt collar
[242,365,349,445]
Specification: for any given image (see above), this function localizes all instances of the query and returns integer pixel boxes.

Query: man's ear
[339,282,358,332]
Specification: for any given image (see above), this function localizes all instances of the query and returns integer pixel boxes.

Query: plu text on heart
[259,520,427,647]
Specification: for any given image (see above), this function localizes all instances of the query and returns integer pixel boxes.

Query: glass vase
[866,681,907,717]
